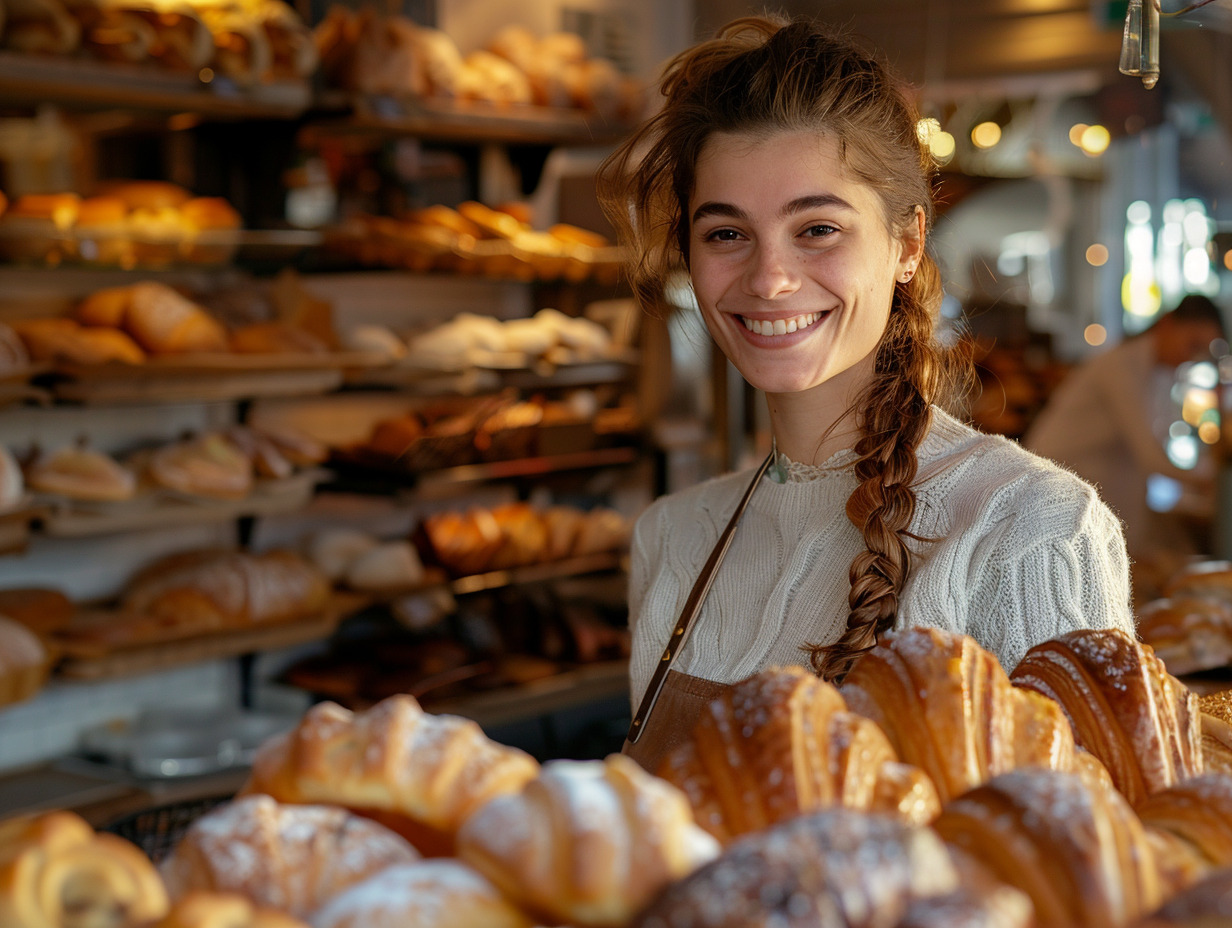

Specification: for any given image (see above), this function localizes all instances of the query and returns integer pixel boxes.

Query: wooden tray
[54,591,371,680]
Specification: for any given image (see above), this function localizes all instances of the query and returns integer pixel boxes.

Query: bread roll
[0,616,51,706]
[223,426,292,480]
[147,433,254,500]
[421,509,502,576]
[0,810,168,927]
[152,891,309,928]
[658,665,940,844]
[161,795,420,919]
[1164,560,1232,600]
[1010,628,1202,807]
[1198,690,1232,775]
[120,282,228,355]
[840,627,1082,803]
[933,768,1162,928]
[14,317,147,366]
[122,549,330,628]
[571,507,629,556]
[26,444,138,501]
[457,753,719,927]
[631,807,959,928]
[343,540,424,592]
[1137,596,1232,676]
[241,694,539,856]
[311,859,533,928]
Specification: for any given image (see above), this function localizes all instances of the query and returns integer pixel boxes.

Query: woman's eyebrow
[691,194,857,226]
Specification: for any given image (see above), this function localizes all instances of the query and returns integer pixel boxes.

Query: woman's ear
[895,206,926,282]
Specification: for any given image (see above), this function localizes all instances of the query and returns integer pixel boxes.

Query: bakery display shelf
[0,52,312,117]
[344,352,637,392]
[448,551,625,596]
[43,352,391,405]
[52,591,372,681]
[37,469,330,538]
[310,91,636,145]
[425,658,629,729]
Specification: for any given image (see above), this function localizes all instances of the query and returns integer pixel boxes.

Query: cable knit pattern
[628,408,1134,709]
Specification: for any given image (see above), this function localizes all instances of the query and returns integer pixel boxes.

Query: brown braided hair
[598,15,966,682]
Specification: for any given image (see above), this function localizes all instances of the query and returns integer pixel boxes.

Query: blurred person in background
[1023,294,1225,571]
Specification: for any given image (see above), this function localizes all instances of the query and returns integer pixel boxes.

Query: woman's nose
[742,242,800,300]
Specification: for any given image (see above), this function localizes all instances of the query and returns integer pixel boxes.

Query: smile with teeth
[741,312,825,336]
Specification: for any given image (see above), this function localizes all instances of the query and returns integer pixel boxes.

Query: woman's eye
[704,228,742,242]
[804,224,838,238]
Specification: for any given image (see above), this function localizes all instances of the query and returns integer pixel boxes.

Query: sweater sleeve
[964,476,1134,672]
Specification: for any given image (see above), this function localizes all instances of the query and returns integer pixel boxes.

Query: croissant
[631,806,960,928]
[840,627,1080,803]
[1197,690,1232,775]
[311,858,533,928]
[1010,628,1202,807]
[1133,866,1232,926]
[1137,774,1232,896]
[657,665,940,844]
[241,694,539,855]
[895,885,1034,928]
[1136,596,1232,676]
[456,753,720,927]
[160,795,419,919]
[933,767,1162,928]
[0,809,169,928]
[152,891,309,928]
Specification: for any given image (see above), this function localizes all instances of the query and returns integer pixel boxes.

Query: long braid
[809,257,946,682]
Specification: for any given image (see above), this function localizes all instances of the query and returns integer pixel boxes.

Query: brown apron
[622,452,774,772]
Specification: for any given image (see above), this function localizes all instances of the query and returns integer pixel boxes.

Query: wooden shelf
[426,659,629,728]
[308,92,634,146]
[0,52,312,117]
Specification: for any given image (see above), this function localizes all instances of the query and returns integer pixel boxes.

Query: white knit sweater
[627,408,1134,709]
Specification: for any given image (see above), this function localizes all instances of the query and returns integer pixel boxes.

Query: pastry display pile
[8,624,1232,926]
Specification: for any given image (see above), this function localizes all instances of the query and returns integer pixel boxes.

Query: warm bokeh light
[1080,124,1111,156]
[971,121,1002,149]
[1225,249,1232,272]
[929,131,956,163]
[1085,244,1109,267]
[1200,421,1221,445]
[1069,123,1089,146]
[198,67,215,83]
[1084,324,1107,346]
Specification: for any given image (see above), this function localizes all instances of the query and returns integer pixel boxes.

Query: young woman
[598,16,1135,770]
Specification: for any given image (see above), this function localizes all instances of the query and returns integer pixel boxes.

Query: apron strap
[625,451,774,744]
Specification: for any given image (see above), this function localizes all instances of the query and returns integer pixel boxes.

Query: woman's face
[688,130,923,398]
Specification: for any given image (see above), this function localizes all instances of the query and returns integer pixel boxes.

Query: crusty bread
[1138,773,1232,896]
[147,433,254,500]
[152,891,309,928]
[25,444,138,501]
[0,810,168,927]
[240,694,539,856]
[457,753,720,927]
[0,616,52,707]
[160,795,420,919]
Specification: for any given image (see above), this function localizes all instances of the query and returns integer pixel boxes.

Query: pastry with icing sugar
[657,664,940,843]
[1010,627,1202,807]
[160,794,420,920]
[240,694,539,855]
[457,752,719,927]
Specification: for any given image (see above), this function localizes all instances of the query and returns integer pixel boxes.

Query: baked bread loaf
[13,317,147,366]
[161,794,420,919]
[0,587,75,636]
[121,549,330,629]
[457,753,720,927]
[933,767,1162,928]
[241,694,539,855]
[77,282,227,355]
[147,433,254,500]
[840,627,1081,803]
[631,806,959,928]
[1137,596,1232,676]
[1010,628,1202,807]
[1137,774,1232,895]
[152,892,308,928]
[658,665,940,844]
[0,810,168,927]
[1164,560,1232,600]
[0,616,52,706]
[1197,690,1232,775]
[26,444,138,501]
[311,859,533,928]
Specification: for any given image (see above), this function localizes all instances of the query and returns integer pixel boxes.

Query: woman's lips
[739,311,827,336]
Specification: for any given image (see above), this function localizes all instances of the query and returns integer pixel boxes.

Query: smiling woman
[597,14,1136,773]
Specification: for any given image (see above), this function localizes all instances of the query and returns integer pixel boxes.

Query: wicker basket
[102,795,231,863]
